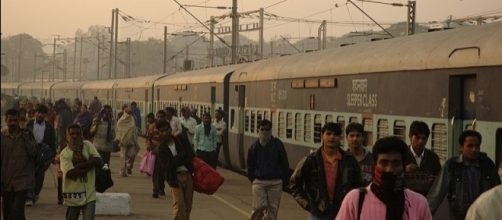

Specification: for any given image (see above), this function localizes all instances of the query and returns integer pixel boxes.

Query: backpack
[357,187,366,220]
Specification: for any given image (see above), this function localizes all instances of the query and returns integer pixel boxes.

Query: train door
[210,86,216,115]
[496,129,502,169]
[221,73,233,167]
[449,75,476,157]
[237,85,246,169]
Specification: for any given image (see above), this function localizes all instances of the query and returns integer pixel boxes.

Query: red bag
[192,157,224,195]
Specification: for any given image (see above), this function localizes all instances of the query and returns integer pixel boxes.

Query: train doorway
[237,85,246,170]
[449,75,477,157]
[496,129,502,169]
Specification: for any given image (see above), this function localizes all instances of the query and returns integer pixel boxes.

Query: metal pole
[259,8,264,59]
[33,52,37,79]
[52,37,57,81]
[97,35,100,80]
[79,36,83,80]
[407,0,416,35]
[209,17,215,67]
[114,8,119,79]
[231,0,238,64]
[73,36,77,81]
[127,37,131,77]
[163,26,167,73]
[109,9,115,79]
[63,49,67,80]
[17,36,22,82]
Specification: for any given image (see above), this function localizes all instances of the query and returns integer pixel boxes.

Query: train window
[230,109,235,129]
[377,119,389,140]
[245,110,250,132]
[257,111,263,128]
[349,117,358,123]
[305,79,319,88]
[325,115,334,123]
[363,118,374,147]
[320,78,337,88]
[286,112,293,139]
[431,123,448,163]
[393,120,406,141]
[304,114,312,143]
[264,111,269,121]
[337,116,346,146]
[278,112,285,138]
[251,111,256,133]
[295,113,303,141]
[291,80,305,89]
[314,114,322,143]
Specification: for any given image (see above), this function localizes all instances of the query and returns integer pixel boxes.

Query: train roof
[18,81,61,90]
[154,64,244,86]
[81,79,117,90]
[231,22,502,82]
[51,81,86,89]
[114,74,167,89]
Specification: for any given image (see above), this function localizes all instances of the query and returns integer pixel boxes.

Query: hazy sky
[2,0,502,43]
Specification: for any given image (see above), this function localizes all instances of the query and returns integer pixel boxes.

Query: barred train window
[304,114,312,143]
[286,112,293,139]
[363,118,374,146]
[278,112,285,138]
[432,123,448,163]
[251,111,256,133]
[314,114,322,143]
[393,120,406,141]
[349,116,358,123]
[264,111,269,121]
[295,113,303,141]
[325,115,334,123]
[245,110,250,132]
[257,111,263,129]
[230,109,235,129]
[377,119,389,140]
[337,116,346,146]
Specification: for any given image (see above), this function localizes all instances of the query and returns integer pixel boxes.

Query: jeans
[252,179,283,220]
[2,189,28,220]
[26,168,46,201]
[65,201,96,220]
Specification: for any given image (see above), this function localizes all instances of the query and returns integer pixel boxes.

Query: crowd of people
[2,95,501,220]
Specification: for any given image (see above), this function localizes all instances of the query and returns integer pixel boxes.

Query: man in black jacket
[25,104,56,206]
[290,122,363,219]
[247,119,289,220]
[427,130,501,220]
[156,120,195,220]
[404,121,441,196]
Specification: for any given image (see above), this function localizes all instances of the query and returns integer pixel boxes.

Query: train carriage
[18,81,60,102]
[1,82,24,96]
[51,81,86,104]
[153,64,244,166]
[81,79,117,108]
[114,74,167,134]
[228,22,502,171]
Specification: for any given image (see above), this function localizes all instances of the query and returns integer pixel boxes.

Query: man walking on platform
[25,104,56,206]
[290,122,363,220]
[1,108,37,220]
[427,130,500,220]
[247,120,290,220]
[403,121,441,196]
[345,122,373,186]
[60,124,102,220]
[156,120,195,220]
[194,113,218,169]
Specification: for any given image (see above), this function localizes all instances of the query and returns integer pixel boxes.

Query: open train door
[448,75,477,157]
[236,85,247,170]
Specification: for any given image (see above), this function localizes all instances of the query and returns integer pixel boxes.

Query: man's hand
[406,164,418,172]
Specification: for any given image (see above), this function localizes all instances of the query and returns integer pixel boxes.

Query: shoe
[127,169,132,175]
[159,190,166,196]
[152,194,159,198]
[25,200,34,207]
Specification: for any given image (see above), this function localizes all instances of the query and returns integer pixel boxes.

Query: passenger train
[2,22,502,172]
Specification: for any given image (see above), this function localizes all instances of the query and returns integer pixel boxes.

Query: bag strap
[357,187,367,220]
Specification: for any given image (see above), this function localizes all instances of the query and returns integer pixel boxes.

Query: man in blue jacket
[247,119,290,220]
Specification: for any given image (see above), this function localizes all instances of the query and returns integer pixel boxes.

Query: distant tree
[0,34,46,82]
